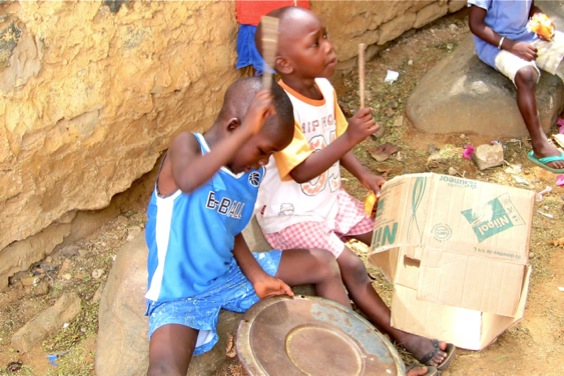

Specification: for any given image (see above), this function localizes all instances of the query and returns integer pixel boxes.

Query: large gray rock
[95,218,313,376]
[95,232,243,376]
[407,0,564,138]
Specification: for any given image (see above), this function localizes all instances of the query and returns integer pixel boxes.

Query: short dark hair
[220,76,293,137]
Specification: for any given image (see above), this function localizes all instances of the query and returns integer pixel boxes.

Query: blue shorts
[146,250,282,355]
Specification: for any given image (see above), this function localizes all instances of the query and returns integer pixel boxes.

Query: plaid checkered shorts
[263,188,374,258]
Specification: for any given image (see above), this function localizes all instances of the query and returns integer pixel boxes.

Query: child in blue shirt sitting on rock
[468,0,564,173]
[144,77,352,376]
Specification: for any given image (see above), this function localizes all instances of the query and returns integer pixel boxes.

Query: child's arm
[166,90,275,193]
[232,233,294,299]
[468,5,538,62]
[341,151,386,194]
[289,108,378,183]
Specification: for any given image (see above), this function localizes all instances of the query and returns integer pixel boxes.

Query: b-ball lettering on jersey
[206,191,244,219]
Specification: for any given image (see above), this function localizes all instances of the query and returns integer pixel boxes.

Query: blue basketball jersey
[145,133,264,304]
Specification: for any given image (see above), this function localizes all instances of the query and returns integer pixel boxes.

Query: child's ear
[227,117,241,133]
[275,56,293,75]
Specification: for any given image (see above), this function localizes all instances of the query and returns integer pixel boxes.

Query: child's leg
[148,324,198,376]
[275,248,351,308]
[146,281,233,375]
[347,232,452,368]
[495,50,564,169]
[263,219,454,368]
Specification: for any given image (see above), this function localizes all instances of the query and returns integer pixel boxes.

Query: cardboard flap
[370,173,432,256]
[416,247,525,316]
[367,247,399,282]
[391,283,528,350]
[370,173,534,265]
[391,284,484,350]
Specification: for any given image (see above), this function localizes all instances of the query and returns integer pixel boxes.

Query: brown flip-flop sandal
[419,340,456,371]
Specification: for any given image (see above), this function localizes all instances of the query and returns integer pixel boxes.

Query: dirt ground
[1,8,563,376]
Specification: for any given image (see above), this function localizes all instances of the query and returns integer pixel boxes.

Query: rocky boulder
[0,0,469,292]
[407,1,564,138]
[95,218,304,376]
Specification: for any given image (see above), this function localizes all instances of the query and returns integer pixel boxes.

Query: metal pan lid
[236,295,405,376]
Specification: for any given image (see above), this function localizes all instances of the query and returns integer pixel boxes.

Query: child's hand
[253,275,295,300]
[345,107,380,144]
[509,41,538,62]
[242,89,277,135]
[363,173,386,195]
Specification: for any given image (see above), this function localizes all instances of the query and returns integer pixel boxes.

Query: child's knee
[338,248,370,281]
[515,66,539,88]
[310,248,341,276]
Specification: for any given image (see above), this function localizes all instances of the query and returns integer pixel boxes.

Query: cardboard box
[368,173,534,350]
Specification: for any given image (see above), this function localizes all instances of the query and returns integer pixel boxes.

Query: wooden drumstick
[358,43,366,108]
[261,16,279,91]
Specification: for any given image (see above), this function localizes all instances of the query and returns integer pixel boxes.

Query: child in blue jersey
[253,7,455,373]
[469,0,564,173]
[144,77,352,376]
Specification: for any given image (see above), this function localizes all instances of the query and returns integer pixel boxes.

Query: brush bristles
[261,16,279,90]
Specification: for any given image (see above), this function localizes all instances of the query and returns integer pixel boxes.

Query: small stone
[393,116,404,127]
[448,167,458,176]
[460,134,466,139]
[11,293,82,353]
[32,281,50,297]
[60,245,80,257]
[58,259,72,277]
[61,273,72,280]
[92,269,104,279]
[20,277,37,287]
[471,143,504,170]
[528,252,535,259]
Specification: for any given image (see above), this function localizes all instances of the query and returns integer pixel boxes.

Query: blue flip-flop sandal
[527,150,564,173]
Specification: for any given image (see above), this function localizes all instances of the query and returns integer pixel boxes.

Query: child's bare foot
[530,142,564,170]
[400,335,456,371]
[406,365,439,376]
